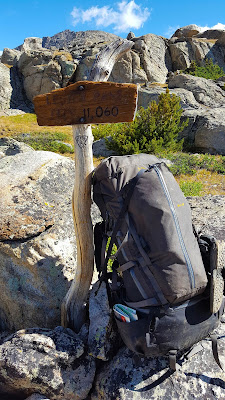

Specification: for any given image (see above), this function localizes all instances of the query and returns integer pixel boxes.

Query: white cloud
[211,22,225,30]
[0,51,2,56]
[165,22,225,38]
[199,22,225,32]
[71,1,150,33]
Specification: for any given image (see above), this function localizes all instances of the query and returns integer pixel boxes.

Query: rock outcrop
[168,73,225,107]
[1,47,21,66]
[137,73,225,154]
[0,326,95,400]
[138,84,200,110]
[42,29,119,50]
[92,136,116,158]
[3,25,225,93]
[88,281,118,361]
[168,73,225,154]
[168,36,225,71]
[20,37,44,52]
[0,64,13,109]
[172,24,202,39]
[0,62,32,112]
[217,31,225,46]
[185,106,225,154]
[131,34,172,83]
[109,50,148,84]
[1,26,225,153]
[17,50,63,101]
[0,148,77,331]
[0,141,102,332]
[0,137,34,156]
[188,195,225,242]
[1,304,225,399]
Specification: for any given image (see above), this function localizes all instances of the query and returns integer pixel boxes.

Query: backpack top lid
[93,154,160,220]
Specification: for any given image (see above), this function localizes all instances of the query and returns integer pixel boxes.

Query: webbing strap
[118,261,167,306]
[211,334,224,370]
[125,297,159,308]
[126,213,168,306]
[130,268,149,300]
[100,169,145,282]
[142,265,168,306]
[118,261,136,272]
[101,235,107,267]
[169,350,177,371]
[111,262,120,292]
[125,214,150,266]
[113,231,129,259]
[184,343,204,360]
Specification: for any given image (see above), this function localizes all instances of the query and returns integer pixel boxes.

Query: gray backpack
[93,154,224,369]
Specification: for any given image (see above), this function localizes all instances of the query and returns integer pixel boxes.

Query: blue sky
[0,0,225,53]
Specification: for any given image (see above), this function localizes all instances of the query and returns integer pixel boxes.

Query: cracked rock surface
[0,326,95,400]
[0,150,77,331]
[188,195,225,242]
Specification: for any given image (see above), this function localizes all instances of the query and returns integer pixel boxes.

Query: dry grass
[53,50,73,61]
[176,170,225,196]
[193,38,218,44]
[0,113,73,143]
[148,82,168,88]
[93,156,104,167]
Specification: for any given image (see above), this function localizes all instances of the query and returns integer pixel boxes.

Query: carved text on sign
[81,106,119,122]
[75,135,88,149]
[33,81,138,126]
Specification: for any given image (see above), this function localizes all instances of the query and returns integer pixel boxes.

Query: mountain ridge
[15,29,120,51]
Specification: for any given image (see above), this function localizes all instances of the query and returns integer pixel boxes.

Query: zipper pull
[148,162,163,171]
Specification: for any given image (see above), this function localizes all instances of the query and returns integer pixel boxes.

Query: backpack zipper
[151,164,195,289]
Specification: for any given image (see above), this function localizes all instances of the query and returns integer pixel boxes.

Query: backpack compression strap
[211,334,224,370]
[99,169,145,283]
[122,212,168,307]
[169,350,177,371]
[168,336,224,371]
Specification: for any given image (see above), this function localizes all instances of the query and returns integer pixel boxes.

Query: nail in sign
[33,81,138,126]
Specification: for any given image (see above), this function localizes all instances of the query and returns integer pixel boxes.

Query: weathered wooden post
[33,39,138,332]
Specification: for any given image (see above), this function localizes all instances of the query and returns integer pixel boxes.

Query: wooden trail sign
[34,38,135,333]
[33,81,138,126]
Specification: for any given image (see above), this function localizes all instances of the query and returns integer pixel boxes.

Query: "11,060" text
[82,106,119,120]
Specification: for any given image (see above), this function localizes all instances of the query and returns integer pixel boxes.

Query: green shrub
[106,238,117,271]
[166,152,225,175]
[168,153,197,175]
[179,181,203,196]
[92,124,115,141]
[105,89,188,155]
[183,59,225,80]
[14,132,74,153]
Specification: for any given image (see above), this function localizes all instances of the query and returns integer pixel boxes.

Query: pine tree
[106,89,188,155]
[184,58,225,80]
